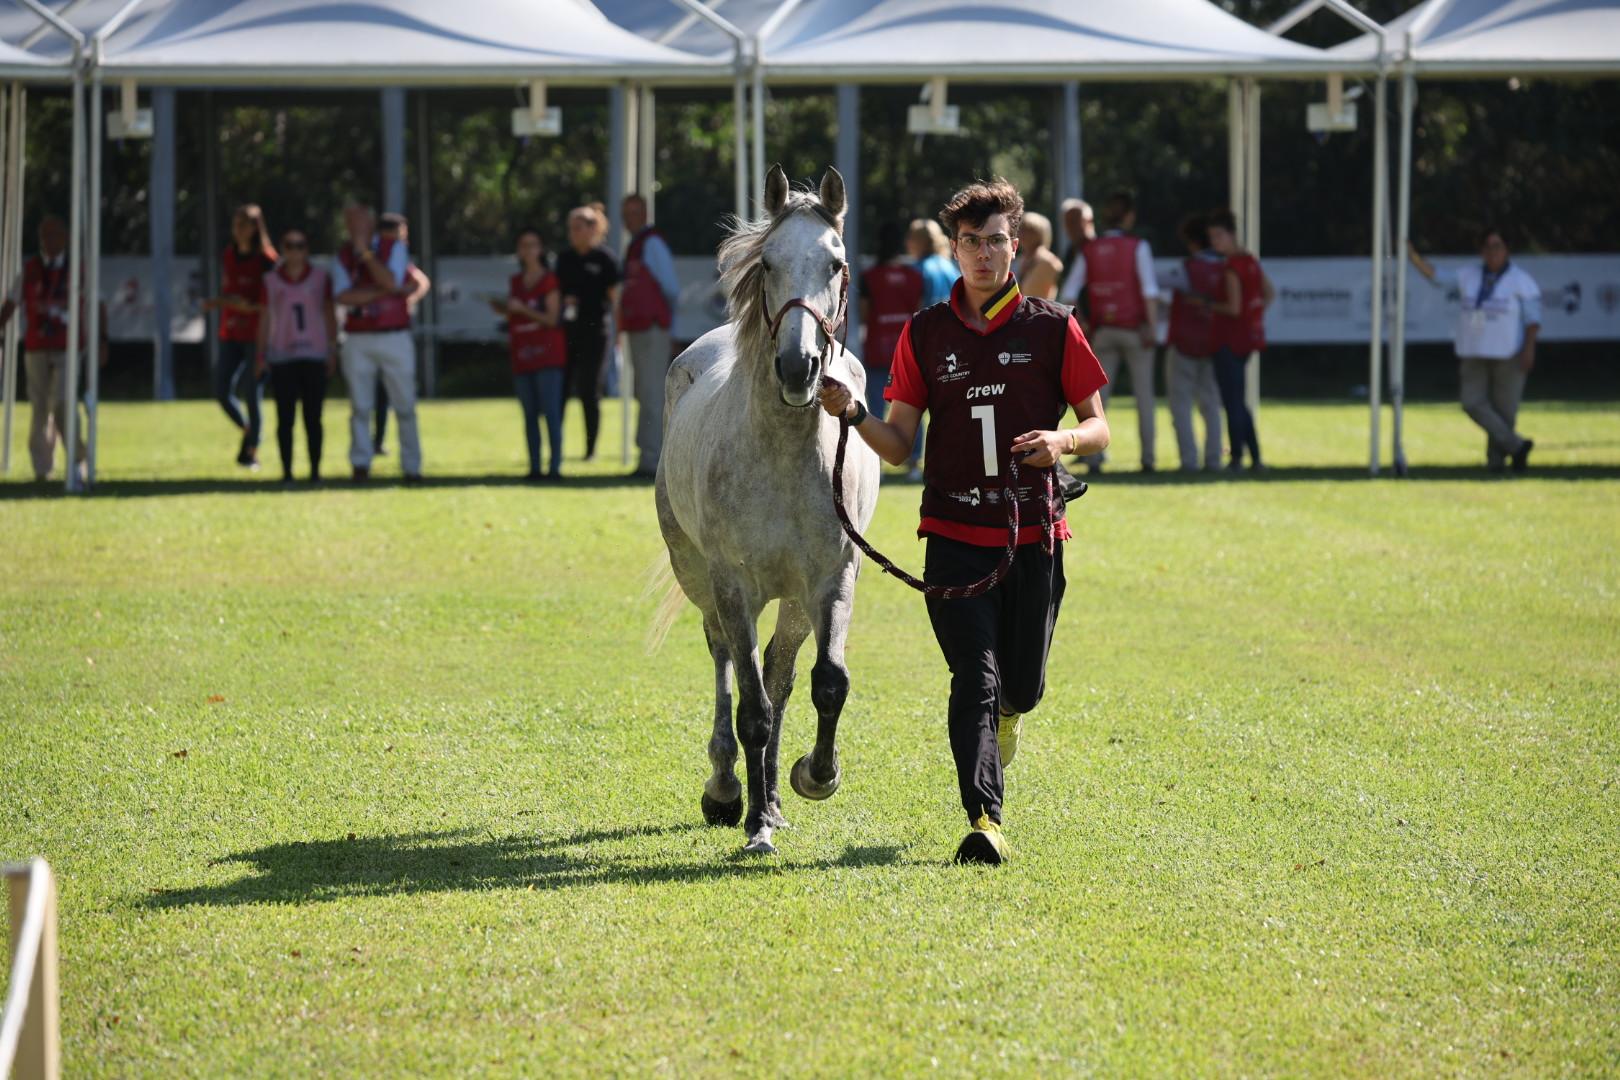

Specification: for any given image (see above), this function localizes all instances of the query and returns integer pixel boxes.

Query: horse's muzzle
[775,350,822,408]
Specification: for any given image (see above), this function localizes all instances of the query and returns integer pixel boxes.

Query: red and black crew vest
[219,245,275,342]
[337,236,412,334]
[1168,251,1228,359]
[1214,252,1267,354]
[619,227,673,333]
[911,278,1069,539]
[861,262,925,369]
[21,254,70,352]
[1083,231,1146,329]
[507,270,567,373]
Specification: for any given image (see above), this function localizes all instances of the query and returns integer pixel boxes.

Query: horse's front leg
[790,562,856,802]
[711,575,776,853]
[761,600,813,829]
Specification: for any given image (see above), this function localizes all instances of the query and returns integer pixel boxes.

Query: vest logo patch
[965,384,1005,399]
[948,487,982,507]
[935,351,970,383]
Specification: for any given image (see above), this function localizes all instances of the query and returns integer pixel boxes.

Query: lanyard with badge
[1466,261,1510,335]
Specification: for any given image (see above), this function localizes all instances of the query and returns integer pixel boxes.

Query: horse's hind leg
[791,565,857,802]
[761,600,812,829]
[700,616,743,827]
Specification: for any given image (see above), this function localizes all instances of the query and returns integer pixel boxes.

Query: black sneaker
[352,466,370,482]
[403,473,424,486]
[235,434,253,467]
[1511,439,1534,473]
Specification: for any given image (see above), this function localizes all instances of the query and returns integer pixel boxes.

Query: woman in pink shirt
[256,229,338,483]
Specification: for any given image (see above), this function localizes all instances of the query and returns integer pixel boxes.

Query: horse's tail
[644,551,688,654]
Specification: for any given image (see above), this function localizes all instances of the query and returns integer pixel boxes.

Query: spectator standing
[908,218,959,309]
[370,212,432,459]
[0,214,107,482]
[620,193,680,478]
[204,204,276,469]
[333,203,422,482]
[256,228,336,484]
[1409,229,1540,472]
[1164,214,1225,472]
[491,227,567,481]
[1058,197,1096,324]
[1207,208,1272,472]
[1067,190,1161,472]
[859,221,925,421]
[556,205,620,462]
[1015,211,1064,301]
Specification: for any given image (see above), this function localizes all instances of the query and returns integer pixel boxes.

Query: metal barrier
[1,859,58,1080]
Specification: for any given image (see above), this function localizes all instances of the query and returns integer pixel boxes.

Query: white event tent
[1,0,729,490]
[1331,0,1620,474]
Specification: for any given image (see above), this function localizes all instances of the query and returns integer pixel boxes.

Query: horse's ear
[819,167,847,226]
[764,164,789,217]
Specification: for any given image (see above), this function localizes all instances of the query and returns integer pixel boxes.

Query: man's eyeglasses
[956,232,1012,253]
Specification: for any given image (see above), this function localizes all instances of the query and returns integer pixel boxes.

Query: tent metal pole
[1244,77,1261,423]
[64,56,84,493]
[414,90,436,399]
[608,83,632,467]
[148,87,175,400]
[0,84,12,477]
[733,71,748,221]
[835,83,859,270]
[638,84,656,217]
[87,64,102,488]
[1227,81,1242,230]
[1368,71,1388,476]
[1062,81,1082,201]
[201,91,219,388]
[751,60,764,206]
[1,85,24,477]
[1391,67,1415,477]
[381,87,405,214]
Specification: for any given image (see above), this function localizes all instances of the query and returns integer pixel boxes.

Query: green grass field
[3,394,1618,1077]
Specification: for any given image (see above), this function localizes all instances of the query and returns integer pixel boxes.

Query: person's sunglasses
[284,240,308,250]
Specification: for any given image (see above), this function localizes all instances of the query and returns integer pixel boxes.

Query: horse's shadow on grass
[138,824,904,909]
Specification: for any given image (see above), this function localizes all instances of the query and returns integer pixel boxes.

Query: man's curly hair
[938,178,1024,239]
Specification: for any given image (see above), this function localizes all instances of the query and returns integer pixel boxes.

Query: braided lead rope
[830,416,1055,600]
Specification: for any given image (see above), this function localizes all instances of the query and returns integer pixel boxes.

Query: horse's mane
[717,191,834,364]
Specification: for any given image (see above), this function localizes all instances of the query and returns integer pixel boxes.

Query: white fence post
[3,859,60,1080]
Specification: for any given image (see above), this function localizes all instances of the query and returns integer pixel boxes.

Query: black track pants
[924,535,1066,826]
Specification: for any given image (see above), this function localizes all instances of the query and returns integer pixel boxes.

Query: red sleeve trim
[882,320,927,408]
[1061,314,1108,408]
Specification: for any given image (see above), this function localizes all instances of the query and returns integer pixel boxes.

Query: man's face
[1481,233,1509,272]
[953,213,1017,291]
[38,219,66,258]
[622,198,647,233]
[568,216,595,252]
[1063,206,1094,244]
[1208,225,1235,256]
[345,206,373,243]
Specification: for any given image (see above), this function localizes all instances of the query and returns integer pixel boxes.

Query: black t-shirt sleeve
[598,249,621,288]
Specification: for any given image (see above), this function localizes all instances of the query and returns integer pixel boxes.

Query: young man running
[819,178,1110,865]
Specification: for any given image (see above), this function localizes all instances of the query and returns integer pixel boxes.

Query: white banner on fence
[97,253,1620,349]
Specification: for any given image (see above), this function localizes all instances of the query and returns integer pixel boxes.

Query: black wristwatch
[847,399,869,426]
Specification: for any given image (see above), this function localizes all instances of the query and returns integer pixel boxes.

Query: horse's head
[758,165,848,408]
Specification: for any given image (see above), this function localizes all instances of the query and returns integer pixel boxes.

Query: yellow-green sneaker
[997,710,1022,767]
[954,814,1010,865]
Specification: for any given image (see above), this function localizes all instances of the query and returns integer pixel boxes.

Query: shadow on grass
[0,472,656,500]
[138,824,904,908]
[1059,463,1620,486]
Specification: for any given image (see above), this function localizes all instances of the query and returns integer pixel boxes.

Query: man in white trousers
[333,203,422,482]
[619,193,680,478]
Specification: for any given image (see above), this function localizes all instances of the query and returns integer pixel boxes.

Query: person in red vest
[1165,214,1226,472]
[858,221,925,453]
[1067,190,1161,472]
[0,214,107,482]
[333,202,421,482]
[202,204,277,469]
[370,212,433,460]
[619,193,679,478]
[819,178,1111,865]
[1207,208,1273,472]
[490,227,567,481]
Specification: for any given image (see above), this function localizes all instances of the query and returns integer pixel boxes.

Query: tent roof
[755,0,1369,81]
[0,32,69,80]
[596,0,778,59]
[1331,0,1620,75]
[7,0,725,85]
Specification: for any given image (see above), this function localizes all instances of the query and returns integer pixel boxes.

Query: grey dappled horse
[654,166,881,855]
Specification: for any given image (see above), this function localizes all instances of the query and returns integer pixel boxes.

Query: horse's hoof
[790,754,841,801]
[742,832,776,856]
[701,791,744,827]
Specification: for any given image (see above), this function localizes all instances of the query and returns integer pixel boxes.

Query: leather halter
[756,203,850,395]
